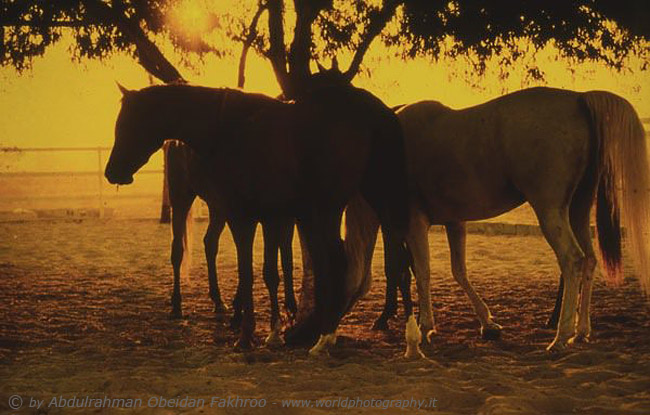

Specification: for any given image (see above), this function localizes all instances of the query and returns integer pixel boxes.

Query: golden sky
[0,5,648,171]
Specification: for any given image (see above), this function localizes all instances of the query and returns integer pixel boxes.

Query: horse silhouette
[164,140,296,345]
[105,76,412,354]
[344,87,650,353]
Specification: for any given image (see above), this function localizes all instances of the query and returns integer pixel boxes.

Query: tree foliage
[389,0,650,72]
[0,0,224,82]
[2,0,649,93]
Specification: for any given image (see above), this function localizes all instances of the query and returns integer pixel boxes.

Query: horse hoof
[481,323,503,340]
[285,300,298,318]
[284,315,320,347]
[571,333,590,344]
[308,333,337,357]
[234,338,255,352]
[421,327,436,345]
[265,329,285,348]
[546,338,570,353]
[404,315,425,359]
[371,318,390,331]
[404,347,426,359]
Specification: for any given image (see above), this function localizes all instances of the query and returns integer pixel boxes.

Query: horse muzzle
[104,169,134,185]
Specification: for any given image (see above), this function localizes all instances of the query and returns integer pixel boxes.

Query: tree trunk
[238,2,266,88]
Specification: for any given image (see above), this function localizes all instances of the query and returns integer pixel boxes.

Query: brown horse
[105,79,412,354]
[344,87,650,353]
[165,140,297,344]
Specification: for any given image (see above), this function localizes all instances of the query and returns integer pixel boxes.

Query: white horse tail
[180,203,194,282]
[342,194,381,313]
[582,91,650,294]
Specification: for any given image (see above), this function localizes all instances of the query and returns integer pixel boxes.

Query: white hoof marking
[309,333,337,357]
[265,326,284,347]
[404,315,425,359]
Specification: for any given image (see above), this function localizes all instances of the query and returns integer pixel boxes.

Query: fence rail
[1,117,649,218]
[0,146,165,219]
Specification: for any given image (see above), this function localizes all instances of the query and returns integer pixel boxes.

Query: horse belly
[405,114,523,224]
[420,175,525,224]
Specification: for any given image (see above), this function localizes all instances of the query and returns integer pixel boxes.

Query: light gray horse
[343,87,650,353]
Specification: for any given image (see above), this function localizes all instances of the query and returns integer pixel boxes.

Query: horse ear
[331,56,339,71]
[116,82,132,97]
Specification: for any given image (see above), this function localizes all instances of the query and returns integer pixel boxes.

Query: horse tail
[582,91,650,294]
[180,203,194,281]
[342,194,380,312]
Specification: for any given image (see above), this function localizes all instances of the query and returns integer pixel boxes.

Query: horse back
[295,86,409,225]
[399,88,593,222]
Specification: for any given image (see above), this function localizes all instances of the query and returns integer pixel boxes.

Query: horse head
[299,57,352,97]
[105,83,166,185]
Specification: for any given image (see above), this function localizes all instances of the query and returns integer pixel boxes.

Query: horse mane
[120,84,286,131]
[412,100,453,117]
[135,84,280,106]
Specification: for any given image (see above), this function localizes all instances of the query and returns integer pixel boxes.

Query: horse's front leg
[308,208,348,357]
[170,195,195,319]
[229,218,257,351]
[204,206,228,313]
[280,220,297,320]
[284,218,325,347]
[262,219,284,347]
[446,221,502,340]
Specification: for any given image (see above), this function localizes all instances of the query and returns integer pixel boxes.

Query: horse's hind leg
[372,246,399,331]
[229,217,257,351]
[262,219,284,347]
[446,221,502,340]
[534,206,586,351]
[545,276,564,329]
[373,227,413,331]
[570,190,598,343]
[280,220,297,319]
[204,206,228,313]
[170,194,195,319]
[406,207,436,341]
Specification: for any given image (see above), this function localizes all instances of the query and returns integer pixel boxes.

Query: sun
[168,1,213,39]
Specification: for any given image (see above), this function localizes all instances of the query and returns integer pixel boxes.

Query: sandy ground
[1,218,649,414]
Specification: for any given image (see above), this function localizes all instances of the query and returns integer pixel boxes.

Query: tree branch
[81,0,183,83]
[344,0,402,81]
[267,0,291,95]
[238,1,267,88]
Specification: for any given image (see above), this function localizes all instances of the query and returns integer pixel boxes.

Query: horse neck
[161,88,226,155]
[153,87,277,155]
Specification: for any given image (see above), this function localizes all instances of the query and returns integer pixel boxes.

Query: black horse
[165,140,296,345]
[105,75,412,354]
